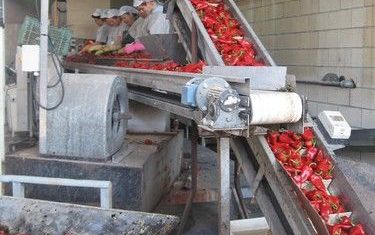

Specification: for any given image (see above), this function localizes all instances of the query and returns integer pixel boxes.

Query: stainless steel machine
[63,0,375,234]
[4,0,374,234]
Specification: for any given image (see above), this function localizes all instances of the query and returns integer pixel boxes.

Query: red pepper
[309,174,327,193]
[290,140,303,150]
[302,157,313,168]
[349,224,366,235]
[337,216,354,231]
[319,201,333,221]
[310,200,321,212]
[293,165,313,183]
[275,151,290,163]
[326,195,343,213]
[283,165,301,176]
[306,190,327,201]
[302,128,315,141]
[304,139,315,148]
[315,149,325,163]
[267,130,279,145]
[306,147,318,160]
[329,224,343,235]
[269,142,290,154]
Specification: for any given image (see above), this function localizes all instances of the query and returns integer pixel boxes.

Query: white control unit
[21,45,40,72]
[318,111,351,139]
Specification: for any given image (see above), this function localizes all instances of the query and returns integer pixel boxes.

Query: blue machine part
[181,83,198,107]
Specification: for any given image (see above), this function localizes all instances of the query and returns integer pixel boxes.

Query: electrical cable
[32,35,65,110]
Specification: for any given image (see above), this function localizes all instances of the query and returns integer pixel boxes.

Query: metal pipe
[177,121,198,235]
[39,0,49,154]
[297,80,356,88]
[0,0,5,196]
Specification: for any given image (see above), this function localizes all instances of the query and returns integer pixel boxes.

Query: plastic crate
[18,16,73,56]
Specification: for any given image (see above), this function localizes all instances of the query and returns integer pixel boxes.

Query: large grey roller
[41,73,128,161]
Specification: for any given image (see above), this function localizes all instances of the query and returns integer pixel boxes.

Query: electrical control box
[318,111,351,139]
[21,45,40,72]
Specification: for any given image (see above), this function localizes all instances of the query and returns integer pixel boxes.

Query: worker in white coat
[79,9,109,53]
[118,0,170,54]
[118,6,139,44]
[92,9,109,44]
[105,9,124,46]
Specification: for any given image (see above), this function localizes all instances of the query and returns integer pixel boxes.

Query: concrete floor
[154,140,263,234]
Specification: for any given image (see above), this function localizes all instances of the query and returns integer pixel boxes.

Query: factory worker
[118,0,170,54]
[92,9,108,44]
[105,9,124,46]
[79,9,108,53]
[118,6,139,44]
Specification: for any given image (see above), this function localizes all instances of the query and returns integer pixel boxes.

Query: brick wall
[237,0,375,128]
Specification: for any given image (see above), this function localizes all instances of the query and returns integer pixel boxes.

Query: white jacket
[128,6,170,39]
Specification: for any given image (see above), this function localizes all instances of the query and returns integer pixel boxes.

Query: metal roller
[249,91,302,125]
[42,73,128,161]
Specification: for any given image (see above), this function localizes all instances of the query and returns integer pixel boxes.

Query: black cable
[32,73,65,111]
[32,35,65,110]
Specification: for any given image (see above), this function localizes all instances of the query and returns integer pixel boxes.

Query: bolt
[203,83,208,89]
[202,106,207,111]
[226,117,233,122]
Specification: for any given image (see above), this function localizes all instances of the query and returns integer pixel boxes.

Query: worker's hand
[123,41,146,54]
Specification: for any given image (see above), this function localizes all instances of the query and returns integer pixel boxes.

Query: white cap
[106,9,120,18]
[133,0,154,8]
[92,9,102,17]
[100,9,109,19]
[119,6,138,16]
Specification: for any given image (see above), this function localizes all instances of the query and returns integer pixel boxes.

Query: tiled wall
[237,0,375,128]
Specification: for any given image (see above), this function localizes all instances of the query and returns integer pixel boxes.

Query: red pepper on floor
[349,224,366,235]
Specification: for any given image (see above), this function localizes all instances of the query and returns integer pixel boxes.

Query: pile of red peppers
[266,128,367,235]
[114,60,205,73]
[190,0,265,66]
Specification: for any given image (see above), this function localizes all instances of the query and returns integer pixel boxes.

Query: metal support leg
[218,137,230,235]
[234,160,248,218]
[100,184,113,209]
[177,122,198,235]
[12,182,25,197]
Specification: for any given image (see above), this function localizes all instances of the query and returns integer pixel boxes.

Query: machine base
[4,132,183,212]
